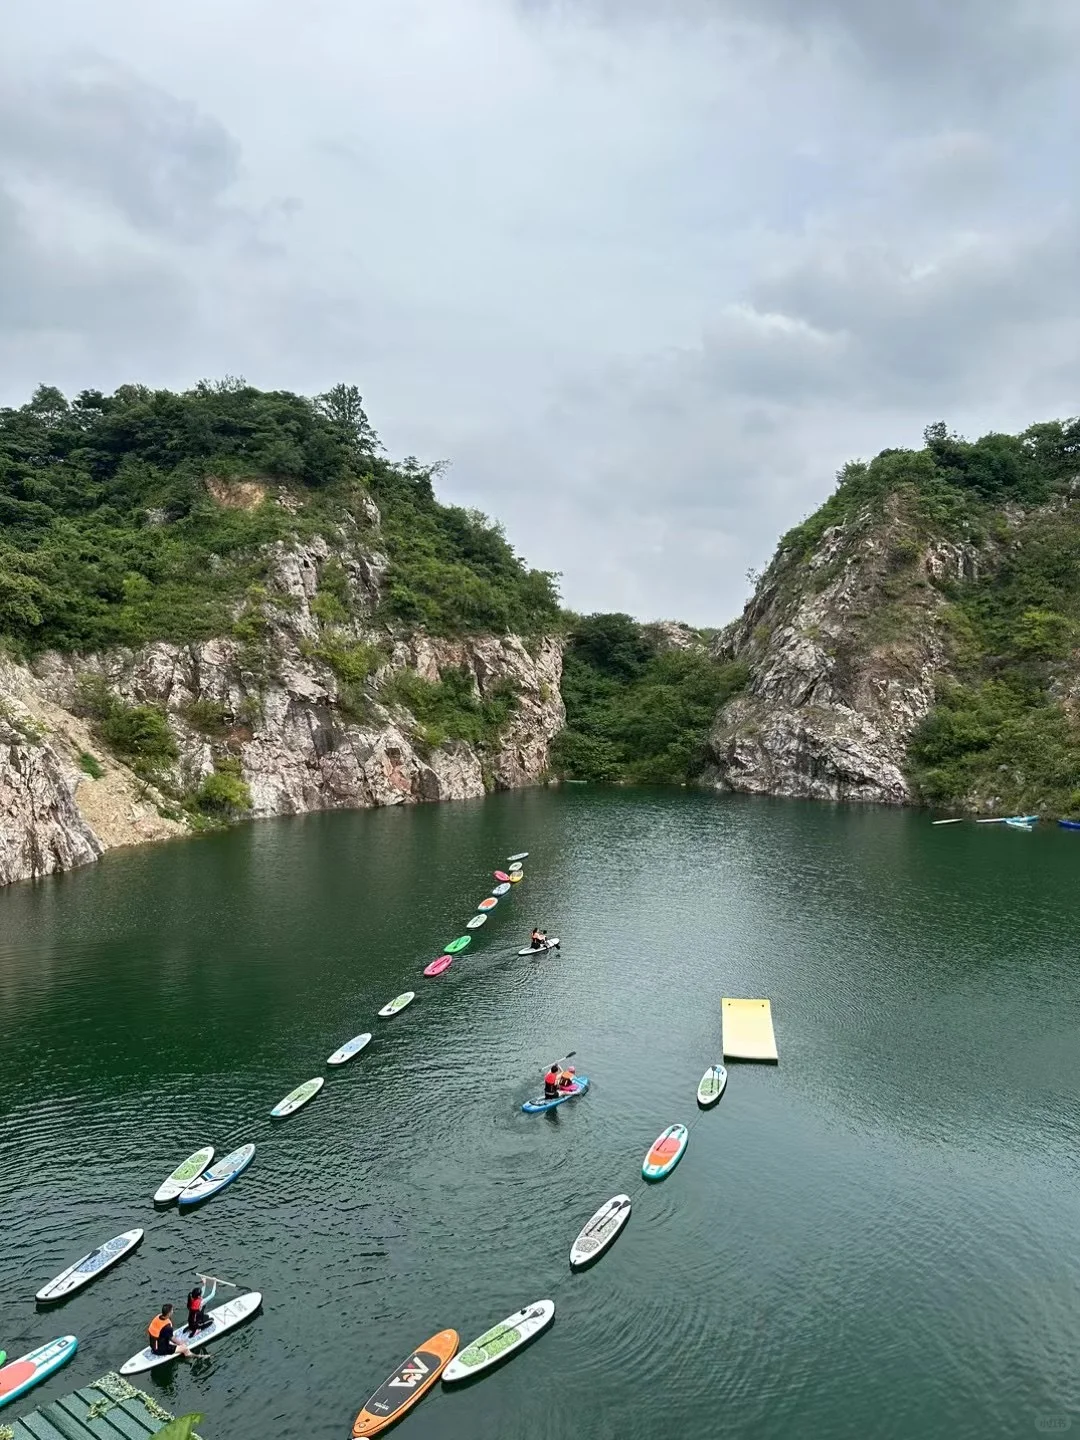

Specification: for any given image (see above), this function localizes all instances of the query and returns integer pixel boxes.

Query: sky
[2,0,1078,625]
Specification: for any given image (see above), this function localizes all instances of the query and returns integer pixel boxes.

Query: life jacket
[559,1071,575,1089]
[544,1070,559,1091]
[188,1292,202,1312]
[148,1314,170,1340]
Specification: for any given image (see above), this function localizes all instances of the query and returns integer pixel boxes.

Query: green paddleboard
[445,936,472,954]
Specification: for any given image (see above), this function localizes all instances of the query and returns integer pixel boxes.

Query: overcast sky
[3,0,1078,624]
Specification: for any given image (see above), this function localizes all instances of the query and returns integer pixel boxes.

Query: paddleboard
[466,914,487,929]
[328,1033,372,1066]
[521,1074,588,1113]
[507,852,529,861]
[492,883,511,896]
[493,870,511,883]
[445,936,471,954]
[443,1301,554,1383]
[378,991,415,1018]
[643,1123,689,1181]
[424,955,453,977]
[518,937,559,955]
[569,1194,631,1269]
[178,1143,255,1208]
[155,1146,214,1204]
[119,1292,262,1375]
[36,1229,144,1302]
[0,1336,77,1409]
[508,872,523,883]
[696,1063,728,1108]
[271,1076,324,1118]
[352,1328,458,1436]
[508,862,523,873]
[477,897,498,911]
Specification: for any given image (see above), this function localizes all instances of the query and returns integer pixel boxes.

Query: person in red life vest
[148,1302,192,1359]
[186,1278,216,1333]
[543,1064,560,1099]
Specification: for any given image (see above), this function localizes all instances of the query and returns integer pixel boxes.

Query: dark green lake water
[2,789,1078,1438]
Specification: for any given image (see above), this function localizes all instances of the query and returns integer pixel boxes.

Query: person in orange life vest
[186,1278,216,1333]
[558,1065,577,1092]
[543,1064,560,1099]
[148,1302,192,1358]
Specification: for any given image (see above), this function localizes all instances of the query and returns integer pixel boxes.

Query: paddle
[467,1307,547,1352]
[582,1198,628,1237]
[539,1050,576,1069]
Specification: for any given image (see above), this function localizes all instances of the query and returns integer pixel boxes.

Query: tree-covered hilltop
[552,613,748,785]
[0,380,560,654]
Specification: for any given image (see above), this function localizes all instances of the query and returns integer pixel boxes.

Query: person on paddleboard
[543,1064,561,1099]
[558,1064,577,1092]
[186,1279,216,1334]
[148,1302,192,1359]
[530,927,545,950]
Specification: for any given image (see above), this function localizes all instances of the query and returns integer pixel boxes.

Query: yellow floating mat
[722,998,778,1062]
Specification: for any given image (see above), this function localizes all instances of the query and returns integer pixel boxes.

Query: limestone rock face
[0,529,563,886]
[706,496,975,804]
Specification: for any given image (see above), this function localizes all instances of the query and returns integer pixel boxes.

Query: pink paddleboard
[494,870,511,882]
[424,955,453,977]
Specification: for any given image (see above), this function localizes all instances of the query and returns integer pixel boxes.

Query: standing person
[543,1063,561,1099]
[186,1278,216,1334]
[147,1302,192,1359]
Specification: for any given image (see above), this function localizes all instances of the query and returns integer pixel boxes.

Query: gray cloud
[1,1,1078,624]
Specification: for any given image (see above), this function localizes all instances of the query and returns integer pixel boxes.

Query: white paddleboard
[466,914,487,929]
[178,1143,255,1207]
[570,1194,631,1268]
[36,1229,144,1302]
[507,852,529,861]
[155,1146,214,1204]
[442,1300,554,1383]
[328,1033,372,1066]
[492,883,511,895]
[378,991,415,1018]
[270,1077,324,1118]
[119,1291,262,1375]
[518,937,559,955]
[508,861,523,872]
[697,1063,728,1107]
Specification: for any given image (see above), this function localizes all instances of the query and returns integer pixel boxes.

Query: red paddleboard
[494,870,511,882]
[477,897,497,911]
[424,955,453,977]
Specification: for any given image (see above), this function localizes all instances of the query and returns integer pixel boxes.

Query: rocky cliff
[0,501,563,887]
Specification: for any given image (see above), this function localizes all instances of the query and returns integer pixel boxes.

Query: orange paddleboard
[352,1328,458,1437]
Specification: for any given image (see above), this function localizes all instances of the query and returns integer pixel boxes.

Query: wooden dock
[722,997,778,1062]
[8,1372,187,1440]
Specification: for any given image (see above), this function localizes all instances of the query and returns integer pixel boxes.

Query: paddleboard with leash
[508,861,523,873]
[155,1146,214,1204]
[0,1337,77,1409]
[178,1143,255,1208]
[424,955,453,977]
[271,1077,324,1118]
[328,1033,372,1066]
[351,1328,458,1437]
[521,1074,588,1113]
[466,914,487,929]
[378,991,415,1018]
[492,883,511,895]
[444,936,471,954]
[518,937,559,955]
[36,1228,144,1303]
[442,1301,554,1384]
[477,897,498,911]
[507,852,529,861]
[696,1064,728,1108]
[119,1291,262,1374]
[643,1124,689,1181]
[569,1195,631,1269]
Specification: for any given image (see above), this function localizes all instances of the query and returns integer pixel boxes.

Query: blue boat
[522,1075,589,1113]
[1059,819,1080,830]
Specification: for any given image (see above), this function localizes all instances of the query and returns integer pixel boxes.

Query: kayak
[508,872,523,883]
[1005,817,1034,829]
[518,937,559,955]
[492,883,511,896]
[477,897,498,911]
[445,936,471,954]
[36,1228,144,1302]
[0,1336,77,1409]
[643,1124,689,1181]
[154,1145,214,1204]
[508,862,523,873]
[696,1063,728,1108]
[328,1033,372,1066]
[466,914,487,929]
[522,1074,588,1113]
[493,870,511,883]
[271,1077,324,1118]
[424,955,453,977]
[378,991,415,1018]
[507,852,529,861]
[120,1292,262,1375]
[442,1301,554,1384]
[352,1328,458,1437]
[178,1143,255,1208]
[1058,819,1080,830]
[569,1194,631,1269]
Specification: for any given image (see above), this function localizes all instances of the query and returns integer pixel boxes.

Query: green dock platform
[2,1372,194,1440]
